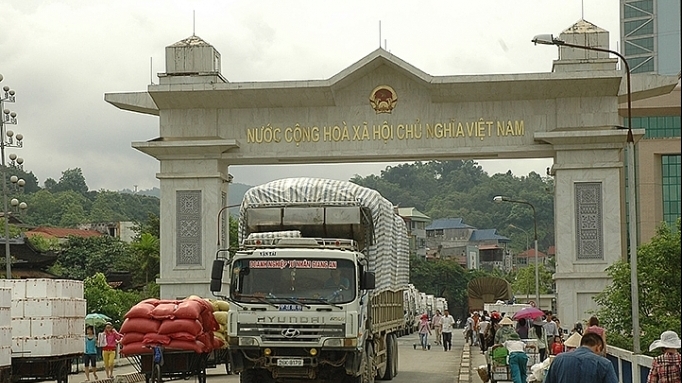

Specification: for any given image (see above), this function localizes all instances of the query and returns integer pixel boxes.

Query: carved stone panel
[176,190,202,265]
[575,182,603,260]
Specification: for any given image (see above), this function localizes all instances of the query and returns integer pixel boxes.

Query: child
[550,335,564,355]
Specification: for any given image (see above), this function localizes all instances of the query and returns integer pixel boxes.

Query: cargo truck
[210,178,409,383]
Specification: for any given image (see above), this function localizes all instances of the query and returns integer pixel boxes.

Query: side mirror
[360,271,376,290]
[210,259,225,292]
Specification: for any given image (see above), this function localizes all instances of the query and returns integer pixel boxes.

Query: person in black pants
[441,309,455,351]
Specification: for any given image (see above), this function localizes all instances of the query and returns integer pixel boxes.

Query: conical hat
[564,332,582,348]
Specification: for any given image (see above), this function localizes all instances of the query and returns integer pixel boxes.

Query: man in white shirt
[440,309,455,351]
[477,316,490,353]
[544,315,559,345]
[432,310,443,345]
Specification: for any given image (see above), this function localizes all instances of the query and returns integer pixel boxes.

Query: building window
[662,155,682,229]
[635,116,682,139]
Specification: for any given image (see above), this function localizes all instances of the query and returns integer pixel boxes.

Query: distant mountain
[120,183,253,215]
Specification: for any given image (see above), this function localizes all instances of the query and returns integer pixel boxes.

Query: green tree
[84,273,142,326]
[51,236,134,280]
[131,233,160,284]
[409,256,470,319]
[55,168,89,195]
[511,263,554,298]
[594,219,681,354]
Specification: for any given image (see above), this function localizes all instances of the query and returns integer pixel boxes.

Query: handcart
[206,348,232,375]
[486,343,539,383]
[10,354,81,383]
[127,348,208,383]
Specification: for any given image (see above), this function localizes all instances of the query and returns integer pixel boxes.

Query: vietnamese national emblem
[369,85,397,114]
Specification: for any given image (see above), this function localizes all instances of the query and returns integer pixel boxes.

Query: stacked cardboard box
[0,288,11,367]
[0,279,86,358]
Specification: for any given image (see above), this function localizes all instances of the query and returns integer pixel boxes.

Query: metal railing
[606,345,654,383]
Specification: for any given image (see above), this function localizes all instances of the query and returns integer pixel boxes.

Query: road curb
[458,343,471,382]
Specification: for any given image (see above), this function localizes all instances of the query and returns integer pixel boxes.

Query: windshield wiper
[266,294,312,309]
[298,297,343,310]
[234,293,278,308]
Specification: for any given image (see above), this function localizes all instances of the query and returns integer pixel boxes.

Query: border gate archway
[105,25,676,328]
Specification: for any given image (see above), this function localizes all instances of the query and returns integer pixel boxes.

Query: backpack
[491,346,509,366]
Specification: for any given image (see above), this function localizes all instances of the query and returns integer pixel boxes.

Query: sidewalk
[456,336,488,383]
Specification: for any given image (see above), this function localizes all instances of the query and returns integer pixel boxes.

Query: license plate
[277,358,304,367]
[278,304,303,311]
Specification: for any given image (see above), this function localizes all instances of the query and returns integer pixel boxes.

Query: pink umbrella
[512,307,545,320]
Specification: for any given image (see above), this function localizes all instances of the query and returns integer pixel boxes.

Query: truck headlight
[323,338,357,348]
[239,337,258,346]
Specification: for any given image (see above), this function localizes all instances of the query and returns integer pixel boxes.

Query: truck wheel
[379,334,394,380]
[390,334,398,378]
[364,343,375,383]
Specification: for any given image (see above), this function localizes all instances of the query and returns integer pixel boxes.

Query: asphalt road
[68,331,468,383]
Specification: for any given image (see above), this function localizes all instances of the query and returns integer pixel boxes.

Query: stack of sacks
[206,299,229,349]
[120,296,219,355]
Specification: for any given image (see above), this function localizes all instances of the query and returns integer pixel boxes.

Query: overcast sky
[1,0,621,191]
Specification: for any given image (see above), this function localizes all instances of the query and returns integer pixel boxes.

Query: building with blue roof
[425,218,511,272]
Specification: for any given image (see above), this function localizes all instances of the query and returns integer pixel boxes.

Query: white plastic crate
[10,299,24,318]
[0,326,10,347]
[0,346,10,367]
[0,280,26,300]
[68,318,85,335]
[55,280,84,299]
[30,318,69,337]
[0,288,10,308]
[11,318,31,338]
[0,308,9,327]
[23,298,70,318]
[12,336,82,357]
[25,279,57,299]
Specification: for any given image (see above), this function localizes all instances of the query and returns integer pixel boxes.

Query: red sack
[197,332,213,350]
[142,333,172,345]
[200,310,220,332]
[169,332,198,341]
[121,332,145,345]
[173,301,203,319]
[166,340,205,353]
[120,318,161,334]
[120,342,152,356]
[125,303,155,319]
[158,319,203,335]
[151,303,178,320]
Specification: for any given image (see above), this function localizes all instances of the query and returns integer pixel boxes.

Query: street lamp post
[531,34,640,353]
[0,74,25,279]
[494,196,540,307]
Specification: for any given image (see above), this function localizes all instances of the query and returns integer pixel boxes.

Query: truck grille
[238,323,344,342]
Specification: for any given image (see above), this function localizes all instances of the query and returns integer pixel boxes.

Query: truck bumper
[230,347,361,380]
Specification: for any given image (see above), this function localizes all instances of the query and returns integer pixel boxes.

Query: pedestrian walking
[504,333,528,383]
[478,315,490,353]
[441,309,455,351]
[515,318,529,339]
[550,335,564,355]
[432,310,443,345]
[417,314,431,351]
[465,312,475,345]
[98,322,123,378]
[544,315,560,345]
[544,332,618,383]
[563,332,582,352]
[585,316,607,355]
[495,316,518,344]
[84,326,99,381]
[646,330,681,383]
[530,317,548,361]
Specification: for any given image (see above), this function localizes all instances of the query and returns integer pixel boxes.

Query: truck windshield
[230,258,356,304]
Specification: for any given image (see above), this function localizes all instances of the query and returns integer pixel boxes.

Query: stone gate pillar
[550,144,626,328]
[157,159,231,299]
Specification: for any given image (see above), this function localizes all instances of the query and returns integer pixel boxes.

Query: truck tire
[390,334,398,378]
[379,334,394,380]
